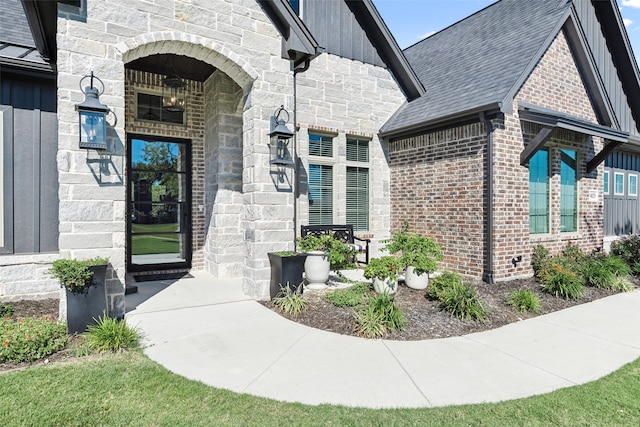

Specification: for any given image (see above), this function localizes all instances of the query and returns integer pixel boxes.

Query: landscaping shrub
[272,286,308,315]
[323,282,369,308]
[354,292,406,338]
[609,275,635,293]
[0,316,67,363]
[0,302,15,318]
[353,304,387,339]
[427,271,462,300]
[84,314,139,352]
[438,281,488,321]
[610,234,640,274]
[531,244,550,277]
[539,262,584,299]
[506,289,541,313]
[583,255,630,289]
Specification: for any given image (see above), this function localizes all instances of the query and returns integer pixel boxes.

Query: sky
[373,0,640,62]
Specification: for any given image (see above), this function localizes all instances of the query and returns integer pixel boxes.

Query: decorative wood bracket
[520,125,554,166]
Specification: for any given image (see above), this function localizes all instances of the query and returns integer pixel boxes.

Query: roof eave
[379,102,504,140]
[20,0,57,62]
[258,0,321,65]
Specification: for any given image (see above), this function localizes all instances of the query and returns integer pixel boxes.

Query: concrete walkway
[125,271,640,409]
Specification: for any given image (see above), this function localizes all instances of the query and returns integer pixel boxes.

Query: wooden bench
[300,224,370,264]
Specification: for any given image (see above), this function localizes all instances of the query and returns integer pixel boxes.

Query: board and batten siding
[605,151,640,236]
[302,0,385,67]
[573,0,638,135]
[0,75,59,254]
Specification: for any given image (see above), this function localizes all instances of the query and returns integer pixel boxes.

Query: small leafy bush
[0,302,15,318]
[531,245,550,277]
[507,289,541,313]
[0,316,67,363]
[610,234,640,273]
[438,281,487,321]
[49,256,109,295]
[84,314,139,352]
[363,256,402,281]
[323,283,370,308]
[427,271,462,300]
[632,261,640,276]
[539,262,584,299]
[354,292,406,338]
[272,286,308,315]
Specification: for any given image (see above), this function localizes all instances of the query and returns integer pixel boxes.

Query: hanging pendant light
[162,75,187,112]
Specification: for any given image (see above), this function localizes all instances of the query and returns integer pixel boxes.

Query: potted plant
[399,234,443,290]
[267,251,308,299]
[297,234,332,289]
[297,234,356,289]
[363,256,402,294]
[383,223,443,290]
[49,256,109,333]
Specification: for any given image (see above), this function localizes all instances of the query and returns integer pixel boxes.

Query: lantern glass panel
[79,110,107,149]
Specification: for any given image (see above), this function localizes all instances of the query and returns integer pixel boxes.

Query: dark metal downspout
[293,59,311,251]
[479,112,495,284]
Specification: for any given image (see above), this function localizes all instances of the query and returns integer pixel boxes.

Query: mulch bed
[263,275,640,340]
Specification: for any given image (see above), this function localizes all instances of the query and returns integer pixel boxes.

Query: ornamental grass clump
[507,289,541,313]
[272,286,308,316]
[83,314,139,352]
[583,255,631,290]
[427,271,487,321]
[0,316,67,363]
[354,292,406,338]
[323,282,370,308]
[539,262,585,300]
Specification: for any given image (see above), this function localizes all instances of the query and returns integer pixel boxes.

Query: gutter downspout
[479,112,495,285]
[293,59,311,251]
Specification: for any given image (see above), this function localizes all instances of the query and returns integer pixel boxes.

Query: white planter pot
[304,251,330,289]
[372,277,398,295]
[404,266,429,290]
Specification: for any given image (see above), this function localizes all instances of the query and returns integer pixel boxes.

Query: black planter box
[65,264,108,334]
[268,253,308,299]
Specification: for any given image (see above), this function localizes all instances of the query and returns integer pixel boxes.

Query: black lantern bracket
[268,105,295,167]
[75,71,117,150]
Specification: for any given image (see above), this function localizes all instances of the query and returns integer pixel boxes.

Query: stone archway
[119,36,255,278]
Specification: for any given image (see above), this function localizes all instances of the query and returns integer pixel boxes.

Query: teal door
[127,135,192,272]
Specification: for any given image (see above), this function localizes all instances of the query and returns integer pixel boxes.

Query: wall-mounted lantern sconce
[75,71,117,150]
[162,75,187,112]
[269,105,295,166]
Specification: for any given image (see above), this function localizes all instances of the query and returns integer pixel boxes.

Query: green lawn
[1,352,639,426]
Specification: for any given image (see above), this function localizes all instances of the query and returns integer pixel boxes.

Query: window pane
[603,171,609,194]
[346,167,369,231]
[560,149,577,232]
[346,138,369,162]
[529,149,549,234]
[615,173,624,195]
[308,164,333,225]
[630,175,638,197]
[137,93,184,124]
[309,134,333,157]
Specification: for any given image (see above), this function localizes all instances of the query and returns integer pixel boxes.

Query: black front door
[127,134,192,272]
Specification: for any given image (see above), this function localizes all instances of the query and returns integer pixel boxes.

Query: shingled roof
[381,0,573,138]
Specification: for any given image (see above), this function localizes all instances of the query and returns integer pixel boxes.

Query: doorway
[127,134,192,272]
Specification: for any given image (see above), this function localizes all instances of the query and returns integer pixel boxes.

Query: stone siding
[50,0,405,308]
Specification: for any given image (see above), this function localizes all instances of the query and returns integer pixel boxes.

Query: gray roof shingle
[381,0,571,136]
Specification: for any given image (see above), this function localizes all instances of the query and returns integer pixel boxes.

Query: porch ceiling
[126,53,216,82]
